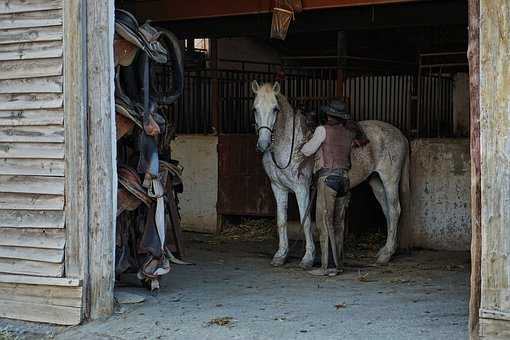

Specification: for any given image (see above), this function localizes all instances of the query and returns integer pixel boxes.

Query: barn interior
[61,0,471,338]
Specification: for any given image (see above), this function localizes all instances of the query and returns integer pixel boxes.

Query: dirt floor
[0,229,469,340]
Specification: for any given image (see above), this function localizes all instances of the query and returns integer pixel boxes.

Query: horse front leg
[295,187,315,269]
[271,183,289,267]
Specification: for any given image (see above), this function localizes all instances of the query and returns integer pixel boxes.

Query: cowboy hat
[320,100,351,120]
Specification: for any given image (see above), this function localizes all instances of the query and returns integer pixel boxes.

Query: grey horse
[251,81,410,267]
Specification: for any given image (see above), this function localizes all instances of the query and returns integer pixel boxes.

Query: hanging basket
[270,6,294,40]
[290,0,303,12]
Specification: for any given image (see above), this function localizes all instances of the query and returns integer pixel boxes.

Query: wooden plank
[0,175,64,194]
[64,0,89,297]
[0,210,64,228]
[0,245,63,263]
[479,1,510,338]
[87,0,116,320]
[480,318,510,339]
[0,299,80,325]
[0,158,64,176]
[0,125,64,142]
[0,93,63,110]
[0,143,64,158]
[0,58,62,80]
[0,9,62,29]
[0,25,62,45]
[0,76,63,93]
[0,193,64,210]
[0,274,80,286]
[468,1,481,339]
[0,258,63,277]
[0,0,63,15]
[0,283,81,307]
[481,309,510,322]
[0,41,62,61]
[480,0,510,302]
[0,109,63,126]
[0,228,64,249]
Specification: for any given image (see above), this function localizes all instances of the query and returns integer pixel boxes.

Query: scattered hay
[207,316,234,327]
[335,303,347,310]
[221,218,275,242]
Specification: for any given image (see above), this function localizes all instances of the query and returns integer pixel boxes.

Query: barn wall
[217,37,280,71]
[172,135,218,233]
[407,138,470,251]
[0,0,82,325]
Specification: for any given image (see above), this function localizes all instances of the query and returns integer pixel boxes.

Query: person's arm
[300,126,326,156]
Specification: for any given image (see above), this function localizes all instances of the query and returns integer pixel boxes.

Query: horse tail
[398,141,412,249]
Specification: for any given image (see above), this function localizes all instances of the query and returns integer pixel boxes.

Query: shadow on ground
[1,231,469,340]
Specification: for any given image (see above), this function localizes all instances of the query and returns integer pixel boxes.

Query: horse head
[251,80,281,152]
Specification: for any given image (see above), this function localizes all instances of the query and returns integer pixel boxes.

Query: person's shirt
[301,125,326,157]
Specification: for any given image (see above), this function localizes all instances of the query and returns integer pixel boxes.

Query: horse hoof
[271,256,286,267]
[299,258,314,270]
[376,253,391,265]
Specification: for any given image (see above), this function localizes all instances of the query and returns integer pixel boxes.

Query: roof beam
[132,0,422,22]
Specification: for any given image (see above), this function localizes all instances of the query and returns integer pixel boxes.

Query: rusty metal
[217,134,275,217]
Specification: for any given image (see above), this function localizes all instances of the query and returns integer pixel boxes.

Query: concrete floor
[1,232,469,340]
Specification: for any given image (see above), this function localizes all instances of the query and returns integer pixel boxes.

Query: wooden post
[210,38,220,134]
[478,0,510,338]
[86,0,117,319]
[63,0,89,319]
[467,1,481,338]
[336,31,347,98]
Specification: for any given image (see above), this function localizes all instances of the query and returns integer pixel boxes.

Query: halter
[255,103,296,171]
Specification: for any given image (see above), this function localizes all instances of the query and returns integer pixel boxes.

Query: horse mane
[276,93,312,139]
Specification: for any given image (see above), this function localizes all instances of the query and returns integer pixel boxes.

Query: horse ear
[273,81,281,95]
[251,80,260,94]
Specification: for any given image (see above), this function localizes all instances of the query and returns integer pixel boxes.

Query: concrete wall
[217,37,280,72]
[172,135,218,233]
[406,138,471,251]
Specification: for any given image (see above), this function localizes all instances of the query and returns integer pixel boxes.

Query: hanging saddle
[115,9,168,64]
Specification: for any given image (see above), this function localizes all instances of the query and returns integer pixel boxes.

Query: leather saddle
[115,9,168,64]
[117,165,153,216]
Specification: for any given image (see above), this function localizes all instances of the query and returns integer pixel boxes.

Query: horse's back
[349,120,408,186]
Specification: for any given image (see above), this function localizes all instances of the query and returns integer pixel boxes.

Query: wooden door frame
[63,0,117,320]
[63,0,485,328]
[468,0,481,338]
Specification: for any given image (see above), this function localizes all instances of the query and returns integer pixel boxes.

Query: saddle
[114,9,184,291]
[115,9,168,64]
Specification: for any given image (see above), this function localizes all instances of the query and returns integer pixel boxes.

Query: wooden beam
[479,0,510,338]
[0,299,80,325]
[0,9,62,30]
[468,1,481,337]
[132,0,421,22]
[0,158,64,176]
[63,0,88,322]
[0,274,80,286]
[155,1,468,39]
[0,0,63,15]
[86,0,116,320]
[0,210,64,229]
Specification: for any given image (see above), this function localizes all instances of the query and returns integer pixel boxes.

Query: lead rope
[270,107,297,170]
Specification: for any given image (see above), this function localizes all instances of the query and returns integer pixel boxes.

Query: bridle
[255,104,296,170]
